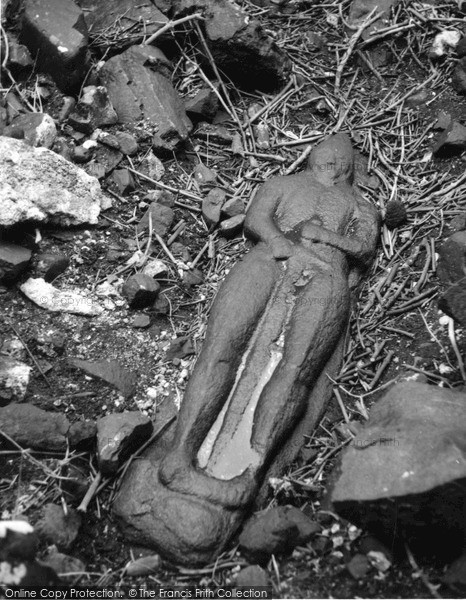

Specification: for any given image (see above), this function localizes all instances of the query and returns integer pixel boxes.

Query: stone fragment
[457,36,466,58]
[305,32,325,52]
[4,113,57,149]
[433,110,453,131]
[219,214,245,237]
[330,381,466,557]
[0,137,106,227]
[0,357,31,405]
[69,359,137,398]
[96,412,153,474]
[239,506,321,563]
[58,97,76,123]
[202,188,227,226]
[346,553,370,579]
[437,231,466,285]
[443,553,466,594]
[438,283,466,326]
[137,203,174,238]
[20,0,89,92]
[122,274,160,309]
[35,253,69,283]
[41,546,86,579]
[72,144,93,163]
[185,87,219,121]
[115,132,138,156]
[99,45,192,152]
[194,122,233,145]
[429,30,461,59]
[35,504,81,551]
[193,163,217,186]
[68,420,97,449]
[5,35,34,71]
[452,57,466,94]
[77,0,169,49]
[182,269,204,288]
[69,86,118,133]
[222,196,244,219]
[86,144,123,178]
[143,259,169,279]
[384,200,407,230]
[0,403,70,451]
[165,337,195,361]
[139,152,165,181]
[20,278,103,316]
[235,565,270,587]
[0,243,32,282]
[124,554,161,576]
[112,169,135,195]
[132,314,151,329]
[433,121,466,156]
[347,0,399,40]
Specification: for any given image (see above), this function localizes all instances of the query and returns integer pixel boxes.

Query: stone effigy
[114,133,380,565]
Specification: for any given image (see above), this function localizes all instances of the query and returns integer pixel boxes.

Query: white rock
[430,30,461,58]
[0,136,108,227]
[20,278,103,316]
[143,259,168,278]
[0,357,32,403]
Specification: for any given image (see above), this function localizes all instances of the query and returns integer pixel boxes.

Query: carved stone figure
[114,133,380,565]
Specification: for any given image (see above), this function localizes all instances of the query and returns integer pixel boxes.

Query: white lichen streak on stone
[0,562,27,584]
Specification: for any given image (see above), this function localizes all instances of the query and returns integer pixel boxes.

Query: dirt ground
[2,0,466,597]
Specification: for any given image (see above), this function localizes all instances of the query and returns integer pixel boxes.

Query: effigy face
[113,133,380,565]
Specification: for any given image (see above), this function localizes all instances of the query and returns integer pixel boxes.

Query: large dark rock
[330,381,466,559]
[99,45,192,152]
[20,0,89,92]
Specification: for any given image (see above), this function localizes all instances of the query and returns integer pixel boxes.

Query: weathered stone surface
[115,132,138,156]
[235,565,269,587]
[347,0,399,40]
[20,0,89,92]
[433,121,466,156]
[219,214,245,237]
[331,381,466,557]
[68,420,97,449]
[139,152,165,181]
[35,504,81,551]
[437,231,466,325]
[99,45,192,152]
[5,36,33,71]
[68,86,118,133]
[77,0,169,49]
[97,412,153,474]
[185,87,219,121]
[202,188,226,226]
[0,137,107,227]
[452,57,466,94]
[122,274,160,309]
[4,112,57,148]
[35,252,70,282]
[69,359,137,398]
[222,196,244,219]
[114,134,380,566]
[137,203,174,238]
[142,259,169,279]
[346,554,371,579]
[239,506,321,563]
[20,278,104,316]
[193,163,217,186]
[0,403,70,451]
[0,243,32,283]
[41,546,86,579]
[165,337,195,361]
[194,122,233,145]
[0,357,31,405]
[112,169,135,195]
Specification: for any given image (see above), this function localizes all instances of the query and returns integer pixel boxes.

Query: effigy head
[308,133,354,185]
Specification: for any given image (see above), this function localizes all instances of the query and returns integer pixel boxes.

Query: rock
[122,274,160,309]
[142,259,169,279]
[347,0,399,40]
[433,121,466,156]
[222,196,244,219]
[346,553,371,579]
[132,314,151,329]
[305,32,325,53]
[4,112,57,149]
[139,152,165,181]
[0,137,106,227]
[41,546,86,578]
[0,243,32,282]
[96,412,153,474]
[438,283,466,326]
[0,403,70,451]
[72,144,93,163]
[182,269,204,288]
[359,535,393,563]
[99,45,192,152]
[86,143,123,178]
[137,203,174,238]
[239,506,321,563]
[68,420,97,449]
[185,87,219,121]
[35,504,81,551]
[58,96,76,123]
[69,358,137,398]
[20,278,103,316]
[457,36,466,58]
[219,214,245,237]
[35,252,69,282]
[429,30,461,59]
[330,381,466,558]
[235,565,270,587]
[202,188,227,226]
[433,110,452,131]
[69,86,118,133]
[20,0,89,92]
[0,357,31,405]
[443,553,466,593]
[193,163,217,186]
[5,35,34,71]
[77,0,169,49]
[115,131,138,156]
[437,231,466,285]
[452,57,466,94]
[112,169,135,195]
[124,554,161,576]
[194,122,233,145]
[165,337,195,361]
[384,200,407,229]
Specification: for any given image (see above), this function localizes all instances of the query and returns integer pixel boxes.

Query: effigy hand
[269,235,294,260]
